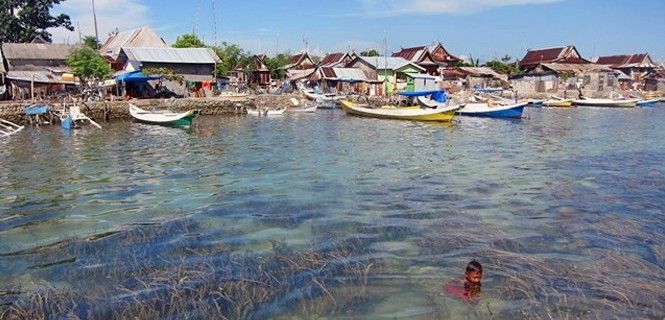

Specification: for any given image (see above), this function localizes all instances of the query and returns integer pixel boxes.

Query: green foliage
[65,46,112,86]
[212,42,250,77]
[360,49,380,57]
[142,67,184,85]
[454,60,474,67]
[483,60,519,75]
[83,35,100,49]
[311,56,322,64]
[0,0,73,44]
[172,33,206,48]
[264,52,291,79]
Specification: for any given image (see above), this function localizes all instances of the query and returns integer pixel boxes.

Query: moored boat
[340,100,460,122]
[0,118,25,137]
[543,99,573,107]
[287,98,318,113]
[636,98,660,107]
[458,101,528,118]
[60,105,102,129]
[24,103,49,116]
[129,103,198,127]
[247,108,287,116]
[572,98,639,108]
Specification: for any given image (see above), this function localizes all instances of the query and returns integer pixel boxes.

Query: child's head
[465,260,483,284]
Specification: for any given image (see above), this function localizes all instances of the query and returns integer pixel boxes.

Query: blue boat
[458,101,528,118]
[24,104,49,116]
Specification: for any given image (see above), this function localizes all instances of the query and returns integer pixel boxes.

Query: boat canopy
[115,70,162,83]
[399,90,447,103]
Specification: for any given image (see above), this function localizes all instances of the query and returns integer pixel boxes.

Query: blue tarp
[398,90,447,102]
[115,71,162,83]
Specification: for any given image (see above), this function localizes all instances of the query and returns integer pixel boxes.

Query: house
[318,52,357,68]
[317,66,383,96]
[392,43,460,74]
[228,63,247,88]
[250,54,271,89]
[100,26,168,70]
[116,47,220,97]
[510,63,617,95]
[440,67,473,92]
[0,49,6,99]
[404,73,438,92]
[645,68,665,92]
[1,42,78,100]
[519,46,591,70]
[283,52,317,84]
[459,67,509,89]
[346,56,425,94]
[596,53,658,90]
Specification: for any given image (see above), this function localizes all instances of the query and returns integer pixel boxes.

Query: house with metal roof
[511,62,618,95]
[282,52,317,84]
[346,56,425,94]
[319,52,357,68]
[317,66,383,95]
[392,43,460,74]
[596,53,658,89]
[519,46,591,70]
[100,26,168,69]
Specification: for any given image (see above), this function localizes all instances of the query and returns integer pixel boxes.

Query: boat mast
[92,0,99,44]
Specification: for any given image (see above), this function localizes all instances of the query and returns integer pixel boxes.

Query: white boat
[61,105,102,129]
[573,98,639,108]
[301,88,345,102]
[0,119,25,137]
[129,104,198,127]
[247,108,286,116]
[287,98,318,113]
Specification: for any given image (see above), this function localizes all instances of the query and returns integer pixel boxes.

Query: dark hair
[466,260,483,273]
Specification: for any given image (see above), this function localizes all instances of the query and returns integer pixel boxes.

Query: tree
[172,33,206,48]
[66,46,112,87]
[212,41,250,77]
[361,49,380,57]
[484,54,520,75]
[264,52,291,79]
[0,0,73,44]
[83,35,100,49]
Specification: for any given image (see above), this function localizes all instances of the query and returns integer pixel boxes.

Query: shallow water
[1,105,664,318]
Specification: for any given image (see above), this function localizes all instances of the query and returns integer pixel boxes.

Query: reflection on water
[1,106,665,319]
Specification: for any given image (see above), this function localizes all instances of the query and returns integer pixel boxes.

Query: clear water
[1,106,664,319]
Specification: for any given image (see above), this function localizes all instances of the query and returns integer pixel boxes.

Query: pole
[92,0,99,45]
[31,74,35,102]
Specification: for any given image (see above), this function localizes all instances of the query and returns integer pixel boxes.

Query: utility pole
[92,0,99,45]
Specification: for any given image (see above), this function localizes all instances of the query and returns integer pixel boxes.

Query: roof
[406,73,437,79]
[392,46,427,62]
[520,46,590,67]
[287,68,316,81]
[319,52,352,67]
[320,67,368,81]
[120,47,220,64]
[460,67,507,80]
[284,52,316,70]
[1,43,76,61]
[527,63,615,75]
[357,56,425,72]
[393,43,460,64]
[441,67,473,79]
[6,70,77,84]
[596,53,657,69]
[100,26,167,60]
[251,55,269,72]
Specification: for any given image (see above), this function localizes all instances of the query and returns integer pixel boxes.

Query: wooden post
[31,74,35,102]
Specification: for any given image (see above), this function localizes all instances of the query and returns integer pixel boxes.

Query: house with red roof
[318,52,357,68]
[519,46,591,70]
[392,43,460,75]
[282,52,318,84]
[250,54,271,89]
[596,53,658,89]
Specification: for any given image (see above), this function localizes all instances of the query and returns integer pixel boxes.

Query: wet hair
[466,260,483,273]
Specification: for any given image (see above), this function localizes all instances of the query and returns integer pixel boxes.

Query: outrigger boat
[341,91,461,122]
[61,105,102,129]
[129,103,198,127]
[572,98,639,108]
[247,108,287,116]
[287,98,317,113]
[0,118,24,137]
[457,93,527,118]
[543,95,573,107]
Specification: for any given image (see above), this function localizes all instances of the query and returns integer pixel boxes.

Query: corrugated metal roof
[358,56,425,72]
[407,73,437,79]
[332,68,367,81]
[121,47,220,64]
[6,70,77,84]
[541,63,614,73]
[596,53,657,69]
[1,43,76,61]
[100,26,167,60]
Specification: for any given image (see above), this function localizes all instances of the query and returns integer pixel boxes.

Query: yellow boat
[340,100,459,122]
[543,99,573,107]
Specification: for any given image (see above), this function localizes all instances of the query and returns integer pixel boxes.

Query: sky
[50,0,665,63]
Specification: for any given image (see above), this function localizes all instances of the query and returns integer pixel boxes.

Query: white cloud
[359,0,563,16]
[48,0,149,44]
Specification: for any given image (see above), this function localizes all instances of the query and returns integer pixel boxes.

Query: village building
[459,67,509,89]
[595,53,658,90]
[100,26,168,70]
[645,68,665,92]
[1,42,78,100]
[116,47,220,97]
[519,45,591,71]
[392,43,460,75]
[317,66,383,96]
[346,56,425,94]
[227,63,247,88]
[318,52,357,68]
[282,52,318,86]
[249,54,271,89]
[510,63,618,95]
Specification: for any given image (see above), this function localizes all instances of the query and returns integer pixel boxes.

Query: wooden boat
[572,98,639,108]
[247,108,287,116]
[636,98,660,107]
[543,99,573,107]
[61,105,102,129]
[458,101,528,118]
[340,100,459,122]
[24,103,49,116]
[129,103,198,127]
[301,88,345,102]
[0,119,25,137]
[287,98,317,113]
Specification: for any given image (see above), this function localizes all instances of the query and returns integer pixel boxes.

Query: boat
[24,103,49,116]
[301,87,345,103]
[458,100,528,118]
[247,108,287,116]
[341,100,459,122]
[128,103,198,127]
[636,98,660,107]
[287,98,317,113]
[542,96,573,107]
[61,105,102,129]
[572,98,639,108]
[0,118,25,137]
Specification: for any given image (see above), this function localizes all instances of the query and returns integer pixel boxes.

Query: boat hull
[129,104,198,127]
[459,103,527,118]
[543,100,572,107]
[341,100,457,122]
[573,99,639,108]
[636,99,660,107]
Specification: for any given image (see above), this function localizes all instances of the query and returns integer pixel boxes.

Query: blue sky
[51,0,665,63]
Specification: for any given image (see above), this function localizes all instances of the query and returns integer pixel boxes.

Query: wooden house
[283,52,317,83]
[318,52,357,68]
[100,26,168,70]
[519,46,591,71]
[250,54,271,89]
[318,66,383,96]
[228,62,247,87]
[347,56,425,94]
[645,68,665,92]
[596,53,658,90]
[459,67,509,89]
[392,43,460,75]
[511,63,617,95]
[1,42,78,100]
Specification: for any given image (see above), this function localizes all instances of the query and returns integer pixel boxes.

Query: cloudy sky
[50,0,665,63]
